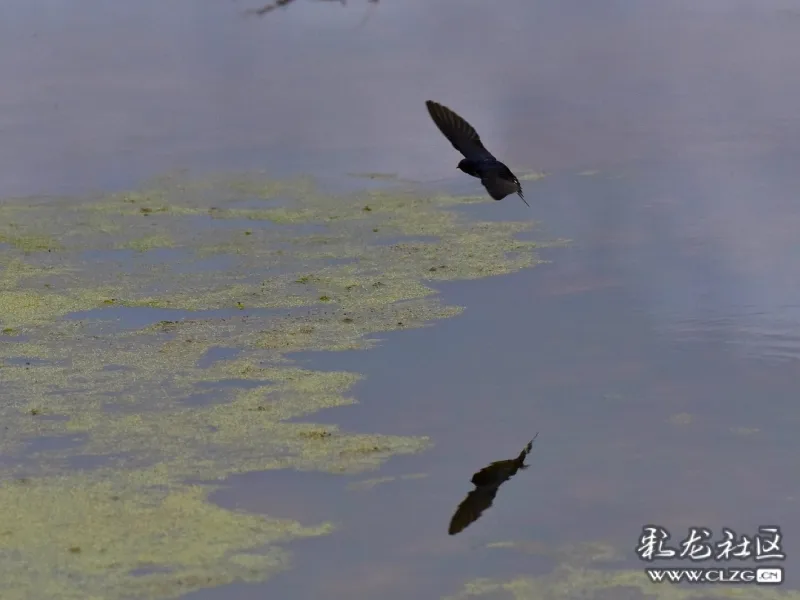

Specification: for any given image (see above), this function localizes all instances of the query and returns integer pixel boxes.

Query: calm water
[3,0,800,598]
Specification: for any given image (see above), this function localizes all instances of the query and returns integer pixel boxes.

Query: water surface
[2,1,800,599]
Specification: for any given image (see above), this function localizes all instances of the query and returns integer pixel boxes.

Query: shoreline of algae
[0,171,549,599]
[446,542,800,600]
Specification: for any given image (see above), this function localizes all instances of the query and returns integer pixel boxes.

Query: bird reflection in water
[448,433,539,536]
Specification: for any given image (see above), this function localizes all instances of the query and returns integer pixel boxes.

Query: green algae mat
[2,172,796,600]
[0,172,546,599]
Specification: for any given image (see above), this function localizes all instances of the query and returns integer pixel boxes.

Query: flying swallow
[425,100,528,206]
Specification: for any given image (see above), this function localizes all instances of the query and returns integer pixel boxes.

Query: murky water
[2,1,800,599]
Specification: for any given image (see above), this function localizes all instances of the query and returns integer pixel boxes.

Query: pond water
[2,1,800,599]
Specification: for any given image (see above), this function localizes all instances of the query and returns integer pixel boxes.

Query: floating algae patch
[0,171,545,598]
[0,476,332,600]
[447,569,800,600]
[347,472,429,491]
[117,233,176,252]
[347,172,403,180]
[445,542,800,600]
[517,170,548,182]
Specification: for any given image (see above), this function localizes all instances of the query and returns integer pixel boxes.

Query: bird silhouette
[425,100,528,207]
[448,433,539,535]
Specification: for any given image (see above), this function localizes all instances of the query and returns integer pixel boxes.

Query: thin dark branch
[245,0,296,17]
[244,0,377,18]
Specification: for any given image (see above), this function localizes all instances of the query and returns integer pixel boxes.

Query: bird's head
[457,159,475,176]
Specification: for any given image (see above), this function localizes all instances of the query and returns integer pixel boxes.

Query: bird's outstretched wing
[426,100,494,160]
[448,485,500,535]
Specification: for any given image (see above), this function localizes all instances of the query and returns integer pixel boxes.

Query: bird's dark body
[425,100,528,206]
[458,158,521,194]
